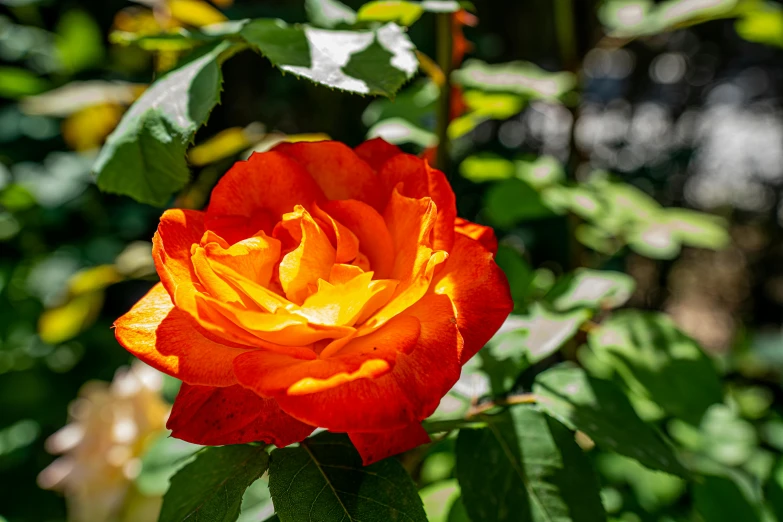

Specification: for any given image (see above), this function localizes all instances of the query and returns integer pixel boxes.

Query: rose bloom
[115,138,512,464]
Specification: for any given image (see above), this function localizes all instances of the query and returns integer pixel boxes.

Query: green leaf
[460,153,515,183]
[766,459,783,521]
[55,10,104,73]
[357,1,462,26]
[456,407,605,522]
[494,245,534,305]
[305,0,357,28]
[135,433,201,496]
[736,3,783,48]
[597,453,686,512]
[546,269,635,312]
[358,1,425,26]
[420,480,462,522]
[588,311,722,425]
[240,20,418,97]
[453,60,576,100]
[485,178,556,227]
[693,475,762,522]
[159,444,270,522]
[268,432,427,522]
[489,304,590,365]
[368,118,438,147]
[94,40,239,206]
[599,0,743,38]
[0,67,50,98]
[533,365,687,476]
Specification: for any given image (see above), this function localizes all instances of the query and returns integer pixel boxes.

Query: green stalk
[434,12,453,174]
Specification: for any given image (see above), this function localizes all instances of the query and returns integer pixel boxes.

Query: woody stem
[421,393,538,434]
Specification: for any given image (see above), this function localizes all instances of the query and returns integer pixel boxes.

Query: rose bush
[114,138,512,464]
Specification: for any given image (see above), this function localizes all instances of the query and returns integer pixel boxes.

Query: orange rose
[114,138,512,464]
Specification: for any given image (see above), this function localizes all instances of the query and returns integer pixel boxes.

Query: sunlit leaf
[94,40,240,205]
[62,103,125,151]
[358,1,425,26]
[305,0,357,28]
[534,365,688,476]
[546,269,635,312]
[159,444,269,522]
[699,404,758,467]
[463,90,525,118]
[597,453,686,512]
[456,407,606,522]
[269,432,427,522]
[188,124,265,166]
[0,67,50,98]
[459,153,515,182]
[367,117,437,147]
[515,156,565,189]
[453,59,577,100]
[600,0,744,38]
[420,479,462,522]
[38,292,103,345]
[736,3,783,48]
[168,0,228,27]
[663,208,730,250]
[489,304,590,364]
[588,311,722,425]
[357,1,462,26]
[68,265,122,295]
[56,10,104,73]
[22,81,143,117]
[241,20,418,97]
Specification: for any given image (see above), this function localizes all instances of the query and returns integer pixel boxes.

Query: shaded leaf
[94,41,239,205]
[240,20,417,97]
[485,178,555,227]
[588,311,722,424]
[159,444,270,522]
[533,365,687,476]
[135,433,201,496]
[693,475,762,522]
[268,432,427,522]
[456,407,605,522]
[420,480,461,522]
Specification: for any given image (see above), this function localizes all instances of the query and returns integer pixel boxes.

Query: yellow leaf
[68,265,122,295]
[38,293,104,345]
[61,103,124,151]
[189,126,257,166]
[168,0,227,27]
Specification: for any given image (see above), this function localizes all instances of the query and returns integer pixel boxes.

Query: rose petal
[433,233,513,363]
[152,209,205,311]
[321,200,396,279]
[168,383,314,446]
[207,150,326,218]
[275,141,384,209]
[277,206,336,304]
[114,283,247,387]
[455,217,498,254]
[378,154,456,252]
[273,293,462,432]
[233,313,421,397]
[348,424,430,465]
[353,137,403,172]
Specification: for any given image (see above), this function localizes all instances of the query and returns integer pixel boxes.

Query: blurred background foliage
[2,0,783,521]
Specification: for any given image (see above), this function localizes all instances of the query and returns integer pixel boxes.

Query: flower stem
[422,393,538,434]
[434,12,453,174]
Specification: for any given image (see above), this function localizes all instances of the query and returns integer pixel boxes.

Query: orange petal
[293,272,398,327]
[168,384,314,447]
[353,137,403,172]
[195,292,353,348]
[329,263,365,285]
[432,233,513,363]
[455,217,498,254]
[204,231,281,289]
[321,200,395,279]
[378,153,456,252]
[273,293,462,432]
[349,424,431,465]
[207,150,326,219]
[114,283,248,387]
[204,210,276,245]
[233,313,420,398]
[274,141,385,209]
[312,203,360,264]
[278,206,336,304]
[152,209,205,310]
[368,189,448,326]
